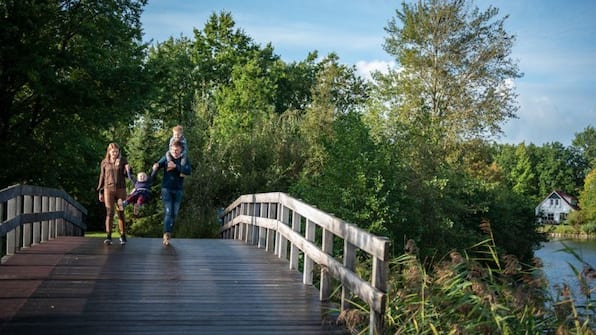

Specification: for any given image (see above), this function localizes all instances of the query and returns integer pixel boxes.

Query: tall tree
[510,143,537,197]
[145,37,196,126]
[572,125,596,170]
[300,53,369,176]
[365,0,523,257]
[380,0,521,144]
[0,0,149,195]
[578,168,596,225]
[535,142,582,197]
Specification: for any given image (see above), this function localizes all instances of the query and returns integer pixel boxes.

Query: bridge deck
[0,237,347,334]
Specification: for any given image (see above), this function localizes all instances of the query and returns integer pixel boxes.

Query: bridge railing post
[320,228,333,301]
[265,202,275,252]
[341,240,356,311]
[289,211,300,271]
[219,192,390,335]
[6,197,18,256]
[33,195,41,245]
[277,205,289,261]
[41,195,49,242]
[303,219,315,285]
[1,184,88,263]
[370,238,389,335]
[49,196,56,240]
[23,194,33,248]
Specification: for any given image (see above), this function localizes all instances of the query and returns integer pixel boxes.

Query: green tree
[510,143,537,197]
[572,125,596,170]
[535,142,583,197]
[578,168,596,224]
[380,0,521,144]
[145,37,196,126]
[300,54,369,176]
[292,112,390,236]
[365,0,523,257]
[0,0,149,225]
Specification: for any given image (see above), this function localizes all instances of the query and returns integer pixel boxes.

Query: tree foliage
[382,0,521,143]
[572,125,596,170]
[2,2,592,266]
[578,168,596,224]
[0,0,149,227]
[3,3,596,333]
[364,0,534,260]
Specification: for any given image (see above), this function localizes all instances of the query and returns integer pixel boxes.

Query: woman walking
[97,142,130,245]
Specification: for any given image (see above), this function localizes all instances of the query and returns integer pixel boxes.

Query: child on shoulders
[166,125,188,167]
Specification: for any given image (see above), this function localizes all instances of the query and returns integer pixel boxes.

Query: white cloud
[355,60,396,81]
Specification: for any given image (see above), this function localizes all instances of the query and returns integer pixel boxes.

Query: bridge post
[49,196,56,239]
[265,203,275,252]
[303,219,315,285]
[56,198,65,236]
[341,240,356,311]
[6,197,20,256]
[370,238,390,335]
[41,195,49,242]
[257,203,267,248]
[277,204,289,261]
[320,228,334,301]
[33,195,41,245]
[23,195,33,248]
[289,211,300,270]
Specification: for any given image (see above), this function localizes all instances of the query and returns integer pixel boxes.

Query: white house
[535,190,579,224]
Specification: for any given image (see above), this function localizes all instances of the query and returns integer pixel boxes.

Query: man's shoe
[104,234,112,245]
[119,233,127,245]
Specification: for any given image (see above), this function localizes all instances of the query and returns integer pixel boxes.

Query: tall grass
[338,221,596,334]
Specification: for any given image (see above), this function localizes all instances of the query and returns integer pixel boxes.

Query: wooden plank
[0,237,347,335]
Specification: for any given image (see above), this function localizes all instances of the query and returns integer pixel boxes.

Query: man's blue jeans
[161,188,183,233]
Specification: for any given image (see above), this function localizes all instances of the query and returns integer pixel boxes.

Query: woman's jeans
[161,188,183,233]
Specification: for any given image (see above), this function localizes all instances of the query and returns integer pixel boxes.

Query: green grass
[85,231,127,238]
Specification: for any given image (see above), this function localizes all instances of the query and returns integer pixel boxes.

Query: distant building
[535,190,579,224]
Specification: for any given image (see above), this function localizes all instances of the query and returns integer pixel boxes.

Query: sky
[141,0,596,147]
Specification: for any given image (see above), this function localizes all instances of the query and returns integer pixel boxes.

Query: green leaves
[0,0,149,204]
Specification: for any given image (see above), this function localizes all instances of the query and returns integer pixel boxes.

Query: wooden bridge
[0,185,390,334]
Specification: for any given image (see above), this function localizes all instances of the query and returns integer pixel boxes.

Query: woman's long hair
[104,142,121,163]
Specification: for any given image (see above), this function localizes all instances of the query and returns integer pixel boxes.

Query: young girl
[123,169,155,216]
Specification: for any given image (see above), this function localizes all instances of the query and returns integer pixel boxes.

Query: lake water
[535,238,596,299]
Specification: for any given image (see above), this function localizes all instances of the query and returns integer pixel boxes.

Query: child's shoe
[162,232,171,246]
[133,204,140,216]
[122,200,129,208]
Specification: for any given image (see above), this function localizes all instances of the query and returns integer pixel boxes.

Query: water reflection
[535,238,596,298]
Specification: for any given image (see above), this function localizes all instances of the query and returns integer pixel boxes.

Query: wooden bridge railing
[220,192,390,335]
[0,184,87,261]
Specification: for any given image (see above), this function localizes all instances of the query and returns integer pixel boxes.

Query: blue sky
[141,0,596,146]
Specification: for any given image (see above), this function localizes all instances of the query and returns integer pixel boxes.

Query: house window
[560,213,567,221]
[550,199,553,206]
[547,213,554,221]
[555,199,560,207]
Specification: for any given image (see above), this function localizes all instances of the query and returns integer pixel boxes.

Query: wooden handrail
[220,192,390,335]
[0,184,87,261]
